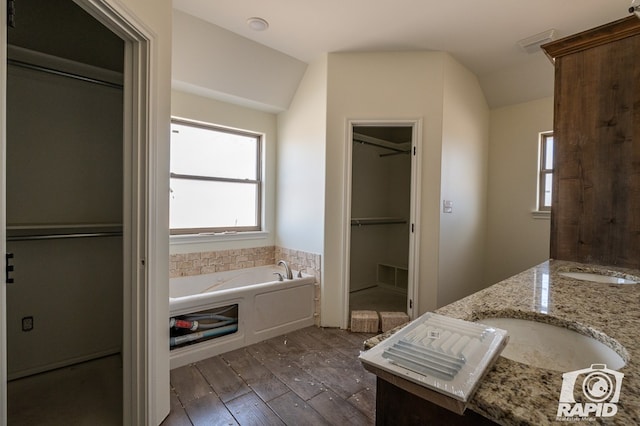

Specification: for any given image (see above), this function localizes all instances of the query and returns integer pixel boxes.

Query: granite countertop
[364,260,640,425]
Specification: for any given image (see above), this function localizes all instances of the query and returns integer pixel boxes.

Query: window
[170,119,262,234]
[538,132,554,211]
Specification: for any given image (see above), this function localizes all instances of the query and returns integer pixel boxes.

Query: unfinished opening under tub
[169,304,238,350]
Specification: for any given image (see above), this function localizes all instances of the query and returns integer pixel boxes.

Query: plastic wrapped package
[359,312,508,414]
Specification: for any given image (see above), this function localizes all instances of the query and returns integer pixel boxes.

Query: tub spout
[277,260,293,279]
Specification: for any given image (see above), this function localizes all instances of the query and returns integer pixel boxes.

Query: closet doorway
[347,121,420,323]
[5,1,124,423]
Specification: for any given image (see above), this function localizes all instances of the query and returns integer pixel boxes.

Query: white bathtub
[169,265,316,369]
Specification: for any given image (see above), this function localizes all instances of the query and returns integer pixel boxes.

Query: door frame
[342,119,422,328]
[1,1,160,424]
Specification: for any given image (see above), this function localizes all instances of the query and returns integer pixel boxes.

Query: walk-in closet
[6,1,124,423]
[348,126,413,316]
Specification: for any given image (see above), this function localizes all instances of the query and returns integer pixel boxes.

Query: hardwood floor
[162,326,377,426]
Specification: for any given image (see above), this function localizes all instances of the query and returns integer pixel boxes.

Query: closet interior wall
[350,129,411,294]
[6,0,125,379]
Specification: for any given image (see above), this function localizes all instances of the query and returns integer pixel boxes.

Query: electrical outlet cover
[22,316,33,332]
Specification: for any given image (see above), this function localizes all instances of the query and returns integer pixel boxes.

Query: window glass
[538,133,554,211]
[171,122,257,180]
[543,172,553,208]
[544,136,554,170]
[170,119,261,234]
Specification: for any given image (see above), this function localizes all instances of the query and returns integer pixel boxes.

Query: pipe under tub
[170,323,238,347]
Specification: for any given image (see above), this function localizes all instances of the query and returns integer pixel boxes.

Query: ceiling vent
[631,1,640,19]
[517,29,557,54]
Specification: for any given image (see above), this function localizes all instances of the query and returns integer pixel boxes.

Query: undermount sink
[559,271,638,285]
[477,318,625,372]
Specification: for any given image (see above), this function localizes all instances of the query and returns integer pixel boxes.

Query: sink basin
[559,271,637,284]
[478,318,625,372]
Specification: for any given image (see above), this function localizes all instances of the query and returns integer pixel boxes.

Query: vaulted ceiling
[173,0,635,108]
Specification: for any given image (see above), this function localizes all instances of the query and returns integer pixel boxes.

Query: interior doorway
[347,122,420,324]
[5,1,124,423]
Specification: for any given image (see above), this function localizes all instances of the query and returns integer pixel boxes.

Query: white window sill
[531,210,551,220]
[170,231,269,245]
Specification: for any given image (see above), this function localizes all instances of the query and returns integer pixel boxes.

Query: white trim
[342,119,423,329]
[71,1,161,425]
[341,123,354,329]
[408,120,423,319]
[1,2,8,425]
[170,231,269,245]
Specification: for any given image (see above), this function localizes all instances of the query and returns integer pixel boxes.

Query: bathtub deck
[162,326,377,426]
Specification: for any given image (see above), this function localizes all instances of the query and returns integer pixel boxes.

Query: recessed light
[247,17,269,31]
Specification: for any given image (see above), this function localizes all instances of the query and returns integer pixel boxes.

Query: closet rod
[380,150,411,158]
[353,138,408,154]
[7,232,123,242]
[7,59,124,90]
[351,218,407,226]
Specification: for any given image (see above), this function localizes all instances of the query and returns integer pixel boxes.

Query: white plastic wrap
[359,312,508,405]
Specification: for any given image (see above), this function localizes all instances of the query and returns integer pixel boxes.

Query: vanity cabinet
[375,378,497,426]
[542,16,640,269]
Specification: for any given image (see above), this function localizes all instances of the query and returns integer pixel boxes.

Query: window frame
[538,131,554,212]
[169,118,263,235]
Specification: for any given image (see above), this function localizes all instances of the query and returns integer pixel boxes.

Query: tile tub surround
[364,260,640,425]
[169,246,276,278]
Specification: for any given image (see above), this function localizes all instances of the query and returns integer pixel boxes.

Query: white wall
[324,52,447,327]
[172,10,307,113]
[320,52,491,326]
[276,56,328,255]
[170,90,278,254]
[485,97,553,285]
[438,56,490,306]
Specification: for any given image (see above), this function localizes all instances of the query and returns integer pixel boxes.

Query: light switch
[443,200,453,213]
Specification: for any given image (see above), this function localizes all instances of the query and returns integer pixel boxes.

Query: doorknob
[6,253,14,284]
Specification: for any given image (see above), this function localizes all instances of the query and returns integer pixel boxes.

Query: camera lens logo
[583,371,614,402]
[557,364,624,419]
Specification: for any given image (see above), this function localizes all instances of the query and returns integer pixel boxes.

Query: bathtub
[169,265,316,369]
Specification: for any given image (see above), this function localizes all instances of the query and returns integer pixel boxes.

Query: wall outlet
[22,316,33,332]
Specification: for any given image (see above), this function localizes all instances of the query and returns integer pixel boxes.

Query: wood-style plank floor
[161,326,377,426]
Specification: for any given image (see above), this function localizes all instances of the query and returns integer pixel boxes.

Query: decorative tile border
[169,246,322,325]
[169,246,275,278]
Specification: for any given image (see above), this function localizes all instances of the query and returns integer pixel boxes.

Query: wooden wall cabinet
[542,16,640,269]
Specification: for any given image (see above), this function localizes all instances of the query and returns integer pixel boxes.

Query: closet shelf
[6,223,123,241]
[352,132,411,157]
[7,223,123,230]
[351,217,407,226]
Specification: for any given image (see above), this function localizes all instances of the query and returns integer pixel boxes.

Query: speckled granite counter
[364,260,640,425]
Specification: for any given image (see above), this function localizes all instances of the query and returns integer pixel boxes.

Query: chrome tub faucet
[277,260,293,279]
